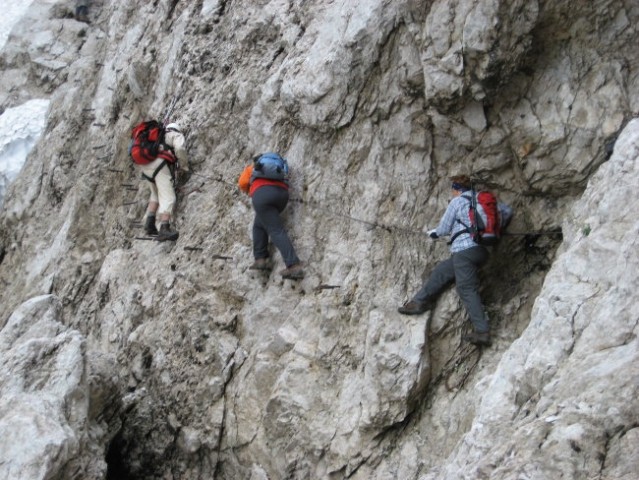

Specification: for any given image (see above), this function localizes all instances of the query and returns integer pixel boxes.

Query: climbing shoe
[156,223,179,242]
[280,263,304,280]
[398,301,429,315]
[462,331,492,347]
[144,215,158,236]
[249,258,272,271]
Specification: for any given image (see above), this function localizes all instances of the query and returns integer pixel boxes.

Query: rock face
[0,295,119,480]
[0,0,637,479]
[422,119,639,480]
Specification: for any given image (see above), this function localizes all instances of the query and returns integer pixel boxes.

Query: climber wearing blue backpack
[238,153,304,280]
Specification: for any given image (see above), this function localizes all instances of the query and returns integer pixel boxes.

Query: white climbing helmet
[165,122,181,133]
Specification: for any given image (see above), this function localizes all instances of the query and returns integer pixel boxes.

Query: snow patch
[0,99,50,206]
[0,0,34,50]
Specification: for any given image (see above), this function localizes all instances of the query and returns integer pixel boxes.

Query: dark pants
[412,246,489,333]
[252,186,300,267]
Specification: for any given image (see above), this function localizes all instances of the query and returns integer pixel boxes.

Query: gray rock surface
[0,0,637,478]
[0,295,119,480]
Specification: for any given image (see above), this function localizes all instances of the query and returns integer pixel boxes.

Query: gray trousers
[251,186,300,267]
[412,246,489,333]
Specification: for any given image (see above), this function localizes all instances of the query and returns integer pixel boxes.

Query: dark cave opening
[480,228,564,309]
[105,431,131,480]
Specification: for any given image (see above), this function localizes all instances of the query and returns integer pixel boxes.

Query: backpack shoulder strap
[450,192,474,244]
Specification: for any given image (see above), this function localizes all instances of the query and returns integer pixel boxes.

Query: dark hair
[450,175,471,190]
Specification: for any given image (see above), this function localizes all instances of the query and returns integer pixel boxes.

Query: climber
[75,0,90,23]
[398,175,492,347]
[238,153,304,280]
[133,122,189,242]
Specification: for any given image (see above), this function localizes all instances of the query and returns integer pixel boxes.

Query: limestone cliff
[0,0,637,479]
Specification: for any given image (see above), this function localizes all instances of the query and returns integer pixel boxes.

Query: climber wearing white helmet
[134,119,190,242]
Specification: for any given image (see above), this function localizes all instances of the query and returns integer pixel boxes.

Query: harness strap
[142,160,168,184]
[448,194,473,245]
[449,222,470,244]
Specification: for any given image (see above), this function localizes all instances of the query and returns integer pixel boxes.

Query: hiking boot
[156,222,179,242]
[398,301,429,315]
[280,263,304,280]
[249,258,272,271]
[144,215,158,236]
[462,331,492,347]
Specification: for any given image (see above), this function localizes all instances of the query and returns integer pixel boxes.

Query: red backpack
[129,120,177,165]
[454,190,513,246]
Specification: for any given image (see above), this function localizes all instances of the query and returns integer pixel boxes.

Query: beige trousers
[137,158,176,217]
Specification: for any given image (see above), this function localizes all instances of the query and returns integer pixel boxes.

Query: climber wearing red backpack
[130,120,189,242]
[398,175,506,347]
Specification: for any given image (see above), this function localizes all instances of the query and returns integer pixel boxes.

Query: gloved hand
[428,229,439,239]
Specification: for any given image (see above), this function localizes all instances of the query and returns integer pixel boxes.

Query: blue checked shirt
[434,192,477,253]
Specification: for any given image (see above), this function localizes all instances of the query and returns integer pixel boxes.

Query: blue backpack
[251,152,289,181]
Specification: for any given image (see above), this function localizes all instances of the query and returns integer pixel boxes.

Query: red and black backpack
[129,120,177,165]
[452,190,513,246]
